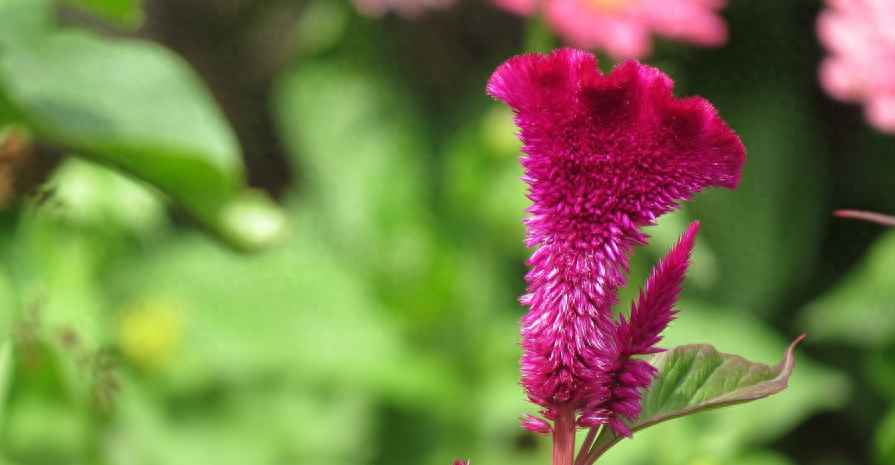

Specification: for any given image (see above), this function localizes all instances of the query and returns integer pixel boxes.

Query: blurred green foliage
[0,1,892,465]
[0,0,285,250]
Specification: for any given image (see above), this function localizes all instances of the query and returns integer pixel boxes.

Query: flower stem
[834,209,895,227]
[573,427,599,465]
[552,406,576,465]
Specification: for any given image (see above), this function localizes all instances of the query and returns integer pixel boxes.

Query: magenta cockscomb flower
[352,0,455,18]
[490,0,729,59]
[817,0,895,133]
[487,48,744,445]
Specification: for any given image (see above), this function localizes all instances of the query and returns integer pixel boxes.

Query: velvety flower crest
[487,48,745,436]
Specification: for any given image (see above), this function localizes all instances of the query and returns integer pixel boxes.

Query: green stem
[573,427,599,465]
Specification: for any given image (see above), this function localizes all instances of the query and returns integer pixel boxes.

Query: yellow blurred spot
[116,299,185,371]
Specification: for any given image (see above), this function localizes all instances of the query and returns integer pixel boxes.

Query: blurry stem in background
[0,340,12,436]
[553,406,576,465]
[524,13,555,54]
[834,209,895,227]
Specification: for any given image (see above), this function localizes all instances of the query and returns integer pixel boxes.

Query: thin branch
[834,209,895,227]
[573,427,599,465]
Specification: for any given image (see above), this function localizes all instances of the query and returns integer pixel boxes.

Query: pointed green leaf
[587,337,802,461]
[0,0,285,250]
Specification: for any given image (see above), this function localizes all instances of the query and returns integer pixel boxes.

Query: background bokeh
[0,1,893,464]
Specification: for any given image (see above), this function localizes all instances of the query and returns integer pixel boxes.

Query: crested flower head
[490,0,729,59]
[817,0,895,133]
[487,48,744,436]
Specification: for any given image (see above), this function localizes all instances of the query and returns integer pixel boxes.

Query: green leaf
[0,0,285,250]
[61,0,144,27]
[586,338,802,461]
[799,230,895,348]
[590,301,846,465]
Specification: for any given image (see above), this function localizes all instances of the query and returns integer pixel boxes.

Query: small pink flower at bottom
[489,0,729,59]
[352,0,455,18]
[453,460,470,465]
[487,48,744,436]
[817,0,895,133]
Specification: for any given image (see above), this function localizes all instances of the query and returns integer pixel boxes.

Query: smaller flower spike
[617,221,699,356]
[607,221,700,436]
[487,48,744,438]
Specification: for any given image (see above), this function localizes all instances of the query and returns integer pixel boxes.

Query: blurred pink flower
[817,0,895,133]
[490,0,729,59]
[352,0,455,18]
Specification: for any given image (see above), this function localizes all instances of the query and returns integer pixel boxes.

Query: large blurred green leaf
[61,0,143,27]
[111,213,465,413]
[103,211,469,464]
[799,230,895,347]
[0,0,284,250]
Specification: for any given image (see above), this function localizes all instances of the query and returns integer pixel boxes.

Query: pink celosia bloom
[487,49,744,438]
[352,0,455,18]
[490,0,728,59]
[817,0,895,133]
